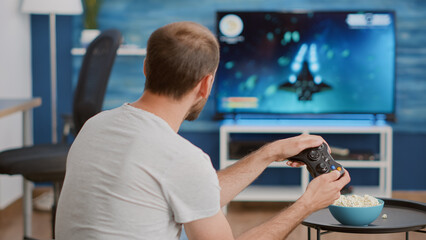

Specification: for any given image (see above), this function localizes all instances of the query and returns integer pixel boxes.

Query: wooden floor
[0,188,425,240]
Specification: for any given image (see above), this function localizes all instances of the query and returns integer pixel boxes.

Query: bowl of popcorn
[329,194,384,226]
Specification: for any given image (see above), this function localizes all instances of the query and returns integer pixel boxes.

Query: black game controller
[288,143,345,178]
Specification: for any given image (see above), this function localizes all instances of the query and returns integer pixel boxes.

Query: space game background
[215,11,395,115]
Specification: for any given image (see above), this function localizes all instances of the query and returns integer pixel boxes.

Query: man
[55,21,350,239]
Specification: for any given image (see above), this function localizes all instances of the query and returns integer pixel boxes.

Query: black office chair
[0,29,122,240]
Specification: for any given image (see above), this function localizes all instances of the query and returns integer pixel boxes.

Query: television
[215,11,396,121]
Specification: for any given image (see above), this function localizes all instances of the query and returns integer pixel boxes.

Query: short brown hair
[144,21,220,100]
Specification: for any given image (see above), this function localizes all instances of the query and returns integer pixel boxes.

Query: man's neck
[129,91,191,132]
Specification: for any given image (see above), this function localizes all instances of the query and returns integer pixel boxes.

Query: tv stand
[219,120,393,202]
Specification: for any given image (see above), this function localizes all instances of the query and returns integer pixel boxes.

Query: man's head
[144,22,220,103]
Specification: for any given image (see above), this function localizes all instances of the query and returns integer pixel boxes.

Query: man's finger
[299,135,324,149]
[286,161,305,167]
[336,169,351,189]
[321,170,342,182]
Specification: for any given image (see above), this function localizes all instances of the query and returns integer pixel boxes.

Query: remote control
[288,143,345,178]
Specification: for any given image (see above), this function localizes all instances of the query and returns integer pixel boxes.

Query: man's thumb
[325,170,341,181]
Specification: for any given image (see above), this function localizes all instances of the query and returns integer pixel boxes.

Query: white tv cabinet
[219,120,393,202]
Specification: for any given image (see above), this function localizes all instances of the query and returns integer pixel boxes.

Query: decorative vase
[80,29,100,47]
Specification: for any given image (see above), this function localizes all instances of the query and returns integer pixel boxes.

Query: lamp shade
[21,0,83,15]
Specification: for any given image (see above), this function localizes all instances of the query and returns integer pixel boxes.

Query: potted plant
[80,0,102,47]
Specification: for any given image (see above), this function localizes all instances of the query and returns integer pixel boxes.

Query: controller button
[337,167,342,171]
[331,165,336,170]
[316,163,328,173]
[308,150,321,161]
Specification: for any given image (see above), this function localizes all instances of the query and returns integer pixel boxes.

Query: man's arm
[235,170,349,239]
[184,170,351,240]
[184,134,350,239]
[217,134,324,207]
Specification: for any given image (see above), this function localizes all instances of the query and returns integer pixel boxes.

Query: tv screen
[215,11,396,120]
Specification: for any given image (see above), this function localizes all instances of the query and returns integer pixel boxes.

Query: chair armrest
[61,114,75,143]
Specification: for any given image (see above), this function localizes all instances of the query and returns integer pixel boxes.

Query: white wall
[0,0,32,209]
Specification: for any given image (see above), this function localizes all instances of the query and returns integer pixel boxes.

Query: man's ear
[198,74,214,98]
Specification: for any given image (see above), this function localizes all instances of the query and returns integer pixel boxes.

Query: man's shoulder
[84,105,124,124]
[170,136,207,159]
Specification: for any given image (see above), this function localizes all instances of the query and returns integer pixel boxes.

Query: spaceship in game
[279,43,332,101]
[279,61,332,100]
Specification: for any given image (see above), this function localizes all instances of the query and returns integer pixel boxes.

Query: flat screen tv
[215,11,396,121]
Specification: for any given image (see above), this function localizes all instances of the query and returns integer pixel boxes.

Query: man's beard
[185,98,207,121]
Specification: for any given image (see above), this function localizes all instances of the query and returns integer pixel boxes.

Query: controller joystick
[308,150,321,161]
[316,162,328,174]
[288,143,345,178]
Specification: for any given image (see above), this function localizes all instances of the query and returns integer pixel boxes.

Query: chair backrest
[72,29,122,134]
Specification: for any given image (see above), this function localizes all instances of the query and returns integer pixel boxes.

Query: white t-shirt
[55,104,221,240]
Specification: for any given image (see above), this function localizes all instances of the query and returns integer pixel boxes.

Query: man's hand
[264,134,327,164]
[298,169,351,212]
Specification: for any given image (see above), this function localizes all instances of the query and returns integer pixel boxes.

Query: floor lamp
[20,0,82,237]
[22,0,83,144]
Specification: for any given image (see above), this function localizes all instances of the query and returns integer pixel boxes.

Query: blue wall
[31,0,426,190]
[31,15,74,144]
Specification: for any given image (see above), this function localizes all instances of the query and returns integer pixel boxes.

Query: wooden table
[0,98,41,236]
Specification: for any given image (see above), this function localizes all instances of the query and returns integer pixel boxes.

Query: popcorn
[333,194,380,207]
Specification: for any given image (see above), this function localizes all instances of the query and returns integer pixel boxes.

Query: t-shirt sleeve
[162,153,221,223]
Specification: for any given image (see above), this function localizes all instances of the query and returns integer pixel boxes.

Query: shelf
[337,160,386,168]
[233,186,305,202]
[220,123,393,202]
[223,160,387,168]
[232,185,389,202]
[71,47,146,56]
[221,124,392,134]
[349,186,390,198]
[221,160,294,168]
[221,119,388,128]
